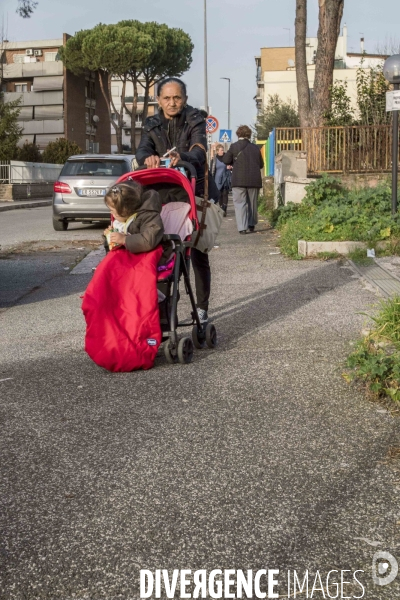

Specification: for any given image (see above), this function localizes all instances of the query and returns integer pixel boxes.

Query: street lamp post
[383,54,400,215]
[221,77,230,130]
[204,0,209,114]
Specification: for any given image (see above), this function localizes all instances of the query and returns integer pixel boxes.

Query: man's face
[157,83,187,119]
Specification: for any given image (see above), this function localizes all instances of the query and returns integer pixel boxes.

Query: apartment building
[1,34,110,153]
[110,78,158,153]
[255,26,386,113]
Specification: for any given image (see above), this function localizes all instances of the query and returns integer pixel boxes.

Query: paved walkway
[1,206,400,599]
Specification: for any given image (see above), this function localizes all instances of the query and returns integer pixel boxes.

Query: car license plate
[80,188,106,197]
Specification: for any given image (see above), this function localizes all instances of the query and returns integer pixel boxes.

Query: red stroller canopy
[116,168,198,225]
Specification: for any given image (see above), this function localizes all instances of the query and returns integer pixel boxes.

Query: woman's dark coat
[222,139,264,189]
[136,106,208,196]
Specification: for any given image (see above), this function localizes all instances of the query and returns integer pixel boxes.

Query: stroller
[115,162,217,365]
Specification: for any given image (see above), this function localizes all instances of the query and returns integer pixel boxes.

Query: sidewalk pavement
[1,208,400,599]
[0,198,52,212]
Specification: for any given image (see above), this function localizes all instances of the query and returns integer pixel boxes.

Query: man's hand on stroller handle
[144,155,161,169]
[168,150,181,167]
[144,151,181,169]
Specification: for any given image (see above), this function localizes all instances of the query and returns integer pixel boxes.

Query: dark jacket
[136,106,207,195]
[210,155,231,191]
[222,139,264,189]
[124,189,168,259]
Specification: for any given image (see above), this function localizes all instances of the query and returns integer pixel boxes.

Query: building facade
[110,79,158,153]
[255,26,386,115]
[1,34,110,153]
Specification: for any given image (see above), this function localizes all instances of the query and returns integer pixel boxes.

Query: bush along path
[268,174,400,258]
[345,296,400,406]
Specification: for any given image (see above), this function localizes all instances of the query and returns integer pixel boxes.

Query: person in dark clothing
[210,144,232,216]
[222,125,264,234]
[136,77,212,324]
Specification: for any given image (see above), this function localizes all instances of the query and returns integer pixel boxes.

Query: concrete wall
[274,151,307,207]
[0,183,54,200]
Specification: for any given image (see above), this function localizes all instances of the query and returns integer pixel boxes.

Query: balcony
[2,61,63,79]
[4,91,64,106]
[20,119,64,135]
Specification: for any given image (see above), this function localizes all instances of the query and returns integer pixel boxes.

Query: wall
[0,183,54,200]
[263,65,360,109]
[260,47,295,73]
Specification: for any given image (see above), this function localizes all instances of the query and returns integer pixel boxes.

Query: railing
[275,125,398,174]
[0,161,63,184]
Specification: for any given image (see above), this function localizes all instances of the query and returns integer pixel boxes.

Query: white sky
[1,0,400,141]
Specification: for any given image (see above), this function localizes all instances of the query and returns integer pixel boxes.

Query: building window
[15,83,28,92]
[13,54,25,64]
[44,52,57,62]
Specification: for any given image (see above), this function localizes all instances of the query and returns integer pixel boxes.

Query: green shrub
[42,138,82,164]
[15,141,42,162]
[346,297,400,402]
[273,175,400,257]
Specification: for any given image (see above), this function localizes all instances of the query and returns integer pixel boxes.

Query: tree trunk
[98,71,122,153]
[295,0,344,128]
[312,0,344,126]
[124,73,139,154]
[295,0,311,127]
[142,76,152,125]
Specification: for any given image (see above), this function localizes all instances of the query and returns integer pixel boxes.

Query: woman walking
[222,125,264,234]
[136,77,212,325]
[210,144,231,216]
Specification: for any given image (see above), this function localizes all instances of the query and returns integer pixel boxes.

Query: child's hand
[109,232,126,246]
[104,226,112,235]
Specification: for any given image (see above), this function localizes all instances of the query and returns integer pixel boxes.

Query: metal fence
[0,160,63,184]
[275,125,398,174]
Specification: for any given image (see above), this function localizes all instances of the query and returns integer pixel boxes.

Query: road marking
[0,378,13,382]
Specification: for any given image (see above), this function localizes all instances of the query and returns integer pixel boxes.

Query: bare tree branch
[16,0,38,18]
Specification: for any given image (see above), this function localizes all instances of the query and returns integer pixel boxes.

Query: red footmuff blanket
[82,246,163,372]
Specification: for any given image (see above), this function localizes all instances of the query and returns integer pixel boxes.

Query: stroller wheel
[164,341,177,364]
[192,325,206,349]
[178,337,194,365]
[205,324,217,348]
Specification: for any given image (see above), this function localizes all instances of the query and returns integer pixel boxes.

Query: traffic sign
[386,90,400,112]
[206,115,219,134]
[219,129,232,143]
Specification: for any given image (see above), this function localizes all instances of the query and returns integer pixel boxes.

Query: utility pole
[204,0,209,114]
[221,77,230,130]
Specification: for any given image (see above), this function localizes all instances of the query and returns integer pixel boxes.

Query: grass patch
[316,251,340,261]
[345,296,400,404]
[258,193,274,219]
[347,248,374,265]
[273,174,400,258]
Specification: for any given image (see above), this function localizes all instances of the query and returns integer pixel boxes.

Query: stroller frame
[116,162,217,365]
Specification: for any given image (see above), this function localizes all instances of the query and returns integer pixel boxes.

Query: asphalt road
[1,206,400,599]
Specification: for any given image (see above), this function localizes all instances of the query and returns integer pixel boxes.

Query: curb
[0,200,52,212]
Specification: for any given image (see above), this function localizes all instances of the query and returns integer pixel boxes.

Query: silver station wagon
[52,154,136,231]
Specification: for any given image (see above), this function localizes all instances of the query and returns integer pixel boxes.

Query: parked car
[52,154,136,231]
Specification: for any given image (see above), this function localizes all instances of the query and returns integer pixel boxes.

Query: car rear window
[60,160,130,177]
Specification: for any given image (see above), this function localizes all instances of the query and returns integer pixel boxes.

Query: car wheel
[53,217,68,231]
